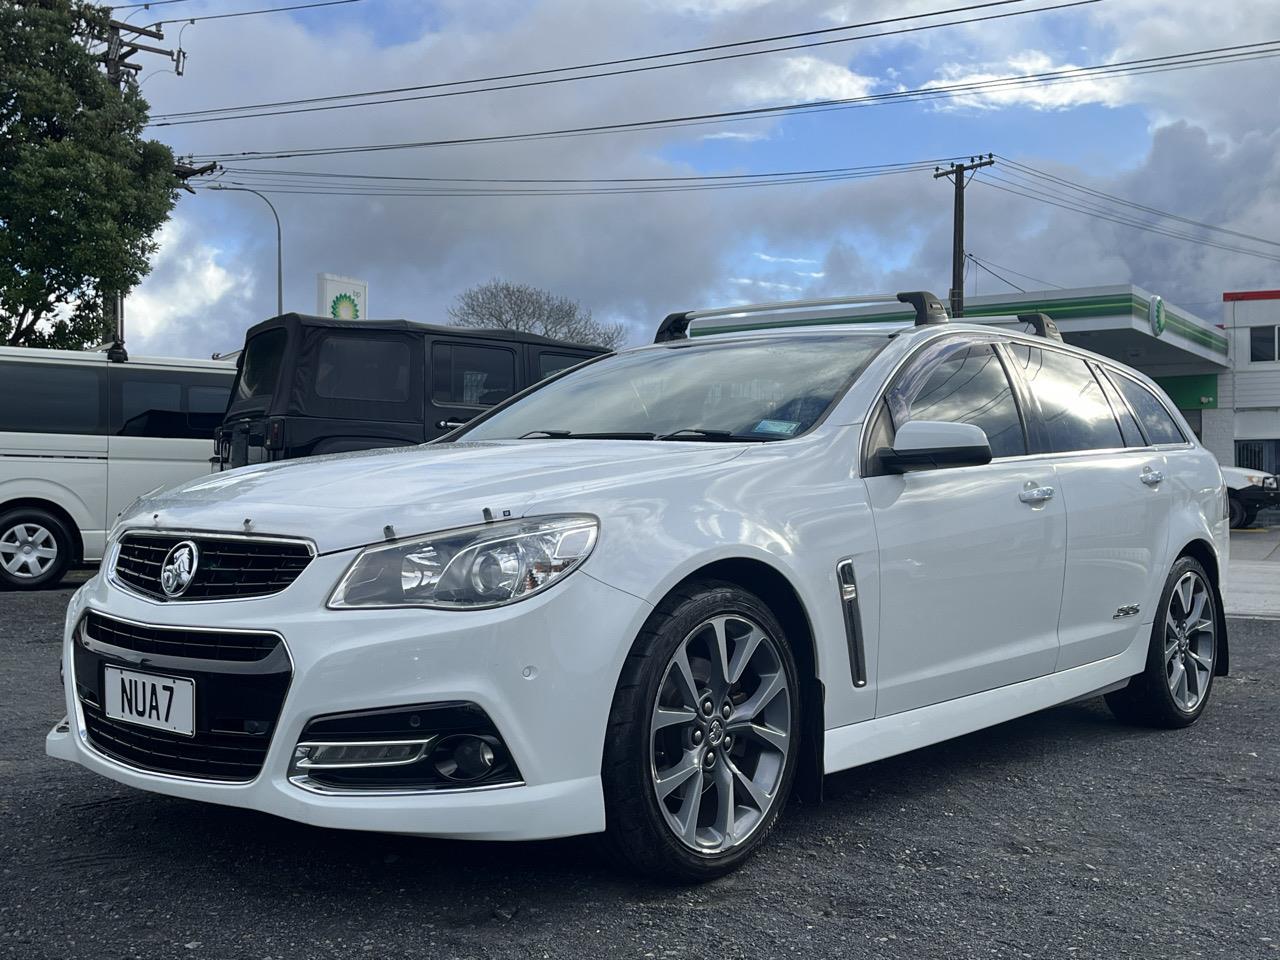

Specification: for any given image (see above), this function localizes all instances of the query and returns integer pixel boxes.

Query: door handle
[1140,467,1165,486]
[436,419,466,430]
[1019,485,1055,504]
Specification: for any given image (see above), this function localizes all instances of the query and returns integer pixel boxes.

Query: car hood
[119,440,749,553]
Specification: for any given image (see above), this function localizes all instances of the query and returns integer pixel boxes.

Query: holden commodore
[47,291,1229,880]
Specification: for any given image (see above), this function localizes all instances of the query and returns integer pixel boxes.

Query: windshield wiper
[655,428,774,442]
[519,430,657,440]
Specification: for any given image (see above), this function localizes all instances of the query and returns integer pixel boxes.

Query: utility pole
[210,185,285,317]
[934,155,995,318]
[96,15,186,353]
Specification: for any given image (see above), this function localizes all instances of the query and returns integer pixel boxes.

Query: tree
[0,0,179,348]
[448,279,627,350]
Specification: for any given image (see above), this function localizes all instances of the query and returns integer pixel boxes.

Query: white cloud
[733,55,876,104]
[701,130,770,142]
[924,51,1131,112]
[730,277,802,292]
[756,252,818,264]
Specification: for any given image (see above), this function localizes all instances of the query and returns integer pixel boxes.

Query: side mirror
[879,420,992,474]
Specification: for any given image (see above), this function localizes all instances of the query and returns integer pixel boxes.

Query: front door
[864,338,1066,717]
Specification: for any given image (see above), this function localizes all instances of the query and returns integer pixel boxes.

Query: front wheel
[0,508,73,590]
[602,580,801,880]
[1228,496,1247,529]
[1106,557,1217,728]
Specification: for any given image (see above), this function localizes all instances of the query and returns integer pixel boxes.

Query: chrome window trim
[109,529,317,605]
[70,609,293,787]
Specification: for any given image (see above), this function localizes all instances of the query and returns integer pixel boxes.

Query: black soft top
[243,313,604,353]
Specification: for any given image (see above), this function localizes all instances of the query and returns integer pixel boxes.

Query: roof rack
[653,290,949,343]
[1016,312,1063,342]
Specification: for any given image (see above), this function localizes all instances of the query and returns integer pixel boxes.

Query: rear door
[1005,345,1171,670]
[106,366,232,523]
[864,336,1067,716]
[426,338,520,436]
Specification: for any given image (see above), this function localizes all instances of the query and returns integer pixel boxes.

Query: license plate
[104,666,195,737]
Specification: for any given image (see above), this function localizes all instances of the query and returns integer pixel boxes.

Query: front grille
[84,610,276,662]
[114,533,313,601]
[75,613,291,782]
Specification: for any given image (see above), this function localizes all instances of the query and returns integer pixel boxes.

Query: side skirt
[822,637,1147,775]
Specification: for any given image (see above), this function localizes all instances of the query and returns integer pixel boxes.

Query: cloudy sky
[122,0,1280,357]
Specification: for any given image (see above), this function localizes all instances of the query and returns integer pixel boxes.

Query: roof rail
[652,290,949,343]
[1017,312,1063,342]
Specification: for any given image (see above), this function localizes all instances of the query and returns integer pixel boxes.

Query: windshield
[459,334,886,442]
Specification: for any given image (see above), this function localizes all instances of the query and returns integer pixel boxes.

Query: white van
[0,347,234,590]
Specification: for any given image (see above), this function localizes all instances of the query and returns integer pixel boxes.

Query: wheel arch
[1175,538,1229,676]
[0,496,84,564]
[660,556,825,803]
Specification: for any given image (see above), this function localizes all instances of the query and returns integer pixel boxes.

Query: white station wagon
[47,291,1229,879]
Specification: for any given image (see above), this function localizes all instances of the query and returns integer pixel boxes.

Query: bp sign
[316,274,368,321]
[1148,294,1166,337]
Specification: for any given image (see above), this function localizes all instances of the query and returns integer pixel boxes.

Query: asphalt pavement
[2,571,1277,960]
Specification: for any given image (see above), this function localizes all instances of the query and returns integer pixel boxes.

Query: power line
[149,0,1092,125]
[966,254,1025,292]
[972,173,1280,263]
[995,155,1280,250]
[112,0,199,9]
[152,0,366,26]
[192,40,1280,162]
[966,254,1064,288]
[208,157,965,185]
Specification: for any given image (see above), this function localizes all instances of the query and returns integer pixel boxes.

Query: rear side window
[236,328,287,404]
[1009,346,1122,452]
[0,361,104,435]
[111,371,233,440]
[538,352,590,380]
[1095,369,1145,447]
[1110,373,1186,445]
[432,343,516,406]
[315,336,410,403]
[887,342,1026,458]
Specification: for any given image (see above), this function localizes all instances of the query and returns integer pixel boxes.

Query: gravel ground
[2,571,1277,960]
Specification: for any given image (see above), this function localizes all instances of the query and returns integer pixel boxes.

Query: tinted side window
[538,352,590,380]
[1010,346,1122,452]
[315,336,410,403]
[888,343,1026,457]
[236,328,286,403]
[0,361,104,435]
[1110,373,1186,445]
[432,344,516,406]
[1095,368,1145,447]
[111,371,232,440]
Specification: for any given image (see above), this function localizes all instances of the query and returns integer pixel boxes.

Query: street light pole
[210,185,283,316]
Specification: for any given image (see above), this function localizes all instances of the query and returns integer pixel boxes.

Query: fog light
[294,739,434,770]
[432,735,497,782]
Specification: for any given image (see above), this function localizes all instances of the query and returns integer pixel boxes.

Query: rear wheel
[1106,557,1217,728]
[602,580,800,880]
[0,508,73,590]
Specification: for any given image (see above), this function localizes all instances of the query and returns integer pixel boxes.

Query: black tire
[1244,510,1259,529]
[0,506,74,590]
[1228,496,1246,529]
[601,579,801,881]
[1105,556,1217,728]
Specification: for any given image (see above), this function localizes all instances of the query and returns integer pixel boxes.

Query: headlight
[329,515,598,610]
[1245,474,1264,487]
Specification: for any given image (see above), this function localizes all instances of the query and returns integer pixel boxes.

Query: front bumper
[1236,481,1280,511]
[46,555,652,841]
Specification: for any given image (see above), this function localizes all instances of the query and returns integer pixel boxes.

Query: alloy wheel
[1164,571,1215,713]
[0,523,58,579]
[649,614,791,854]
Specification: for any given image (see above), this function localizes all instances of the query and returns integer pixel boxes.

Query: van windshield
[459,334,886,442]
[230,328,287,412]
